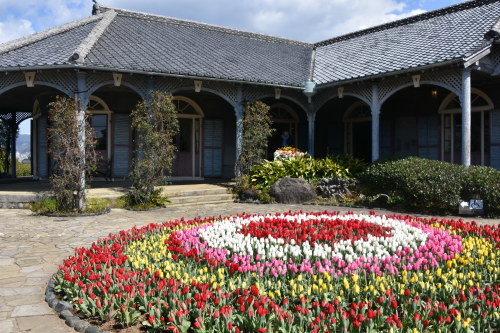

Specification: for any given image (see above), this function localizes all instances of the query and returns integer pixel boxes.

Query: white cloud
[100,0,437,42]
[0,17,35,44]
[0,0,91,43]
[0,0,461,44]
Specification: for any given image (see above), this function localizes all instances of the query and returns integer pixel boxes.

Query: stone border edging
[44,207,111,217]
[124,206,164,211]
[45,274,110,333]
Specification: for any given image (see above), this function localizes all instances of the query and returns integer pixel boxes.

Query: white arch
[315,92,371,111]
[439,88,494,114]
[379,81,460,106]
[88,81,145,99]
[88,95,111,111]
[171,87,238,109]
[172,96,204,118]
[0,81,73,97]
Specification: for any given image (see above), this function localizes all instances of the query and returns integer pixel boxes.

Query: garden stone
[85,326,101,333]
[371,194,390,207]
[74,320,90,332]
[270,177,316,204]
[55,300,72,312]
[65,315,81,327]
[240,189,258,201]
[49,298,59,309]
[59,309,73,319]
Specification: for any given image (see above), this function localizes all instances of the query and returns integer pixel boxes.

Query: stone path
[0,203,498,332]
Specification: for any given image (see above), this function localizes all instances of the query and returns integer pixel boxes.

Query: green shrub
[361,157,500,215]
[462,166,500,215]
[30,198,59,215]
[30,197,111,215]
[250,156,349,190]
[327,154,367,177]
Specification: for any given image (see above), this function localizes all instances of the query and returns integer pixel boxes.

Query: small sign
[469,199,483,210]
[459,199,484,215]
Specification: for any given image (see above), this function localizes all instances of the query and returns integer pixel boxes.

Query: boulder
[270,177,317,204]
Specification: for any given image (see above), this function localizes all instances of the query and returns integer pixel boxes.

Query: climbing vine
[47,96,96,212]
[235,101,274,178]
[125,91,179,208]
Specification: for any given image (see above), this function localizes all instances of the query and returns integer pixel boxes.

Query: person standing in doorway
[281,130,290,147]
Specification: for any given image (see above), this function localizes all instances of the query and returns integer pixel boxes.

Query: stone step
[165,187,230,198]
[170,199,235,207]
[168,193,234,205]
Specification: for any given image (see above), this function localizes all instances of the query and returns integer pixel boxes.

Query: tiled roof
[313,0,500,85]
[0,21,98,68]
[85,8,313,87]
[0,6,313,88]
[0,0,497,88]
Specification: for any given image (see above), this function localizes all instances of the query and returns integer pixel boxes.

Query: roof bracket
[113,73,122,86]
[412,75,421,88]
[194,80,202,92]
[338,87,344,98]
[274,88,281,99]
[25,72,35,87]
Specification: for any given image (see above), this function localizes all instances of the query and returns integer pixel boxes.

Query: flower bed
[273,147,306,160]
[54,212,500,332]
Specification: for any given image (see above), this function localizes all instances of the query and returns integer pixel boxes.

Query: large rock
[270,177,317,204]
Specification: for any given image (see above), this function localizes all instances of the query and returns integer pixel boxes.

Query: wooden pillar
[371,84,381,162]
[461,69,472,166]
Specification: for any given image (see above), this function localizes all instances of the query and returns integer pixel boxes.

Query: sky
[1,0,465,134]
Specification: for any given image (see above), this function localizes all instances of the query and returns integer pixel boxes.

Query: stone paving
[0,203,499,332]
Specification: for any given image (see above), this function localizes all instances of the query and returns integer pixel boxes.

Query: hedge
[360,157,500,215]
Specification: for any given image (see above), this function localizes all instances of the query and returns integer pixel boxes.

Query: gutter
[0,64,304,90]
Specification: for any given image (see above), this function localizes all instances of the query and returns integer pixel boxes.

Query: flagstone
[0,319,15,333]
[11,304,53,317]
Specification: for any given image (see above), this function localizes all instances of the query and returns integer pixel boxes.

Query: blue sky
[0,0,464,134]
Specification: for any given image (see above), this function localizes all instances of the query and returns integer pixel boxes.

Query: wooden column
[307,107,316,157]
[461,69,472,166]
[371,84,381,162]
[75,72,88,211]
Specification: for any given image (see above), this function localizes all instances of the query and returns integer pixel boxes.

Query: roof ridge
[314,0,498,47]
[70,10,117,63]
[0,13,104,56]
[99,6,313,47]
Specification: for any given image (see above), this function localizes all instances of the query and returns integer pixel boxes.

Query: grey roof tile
[84,12,313,87]
[313,0,500,85]
[0,21,98,68]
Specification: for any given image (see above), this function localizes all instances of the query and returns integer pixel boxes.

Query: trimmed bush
[361,157,500,215]
[250,156,349,190]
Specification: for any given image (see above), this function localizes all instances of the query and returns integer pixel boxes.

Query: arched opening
[269,103,299,151]
[172,90,236,179]
[381,85,450,160]
[0,84,69,179]
[172,96,204,178]
[343,101,372,162]
[439,88,494,165]
[91,85,142,179]
[259,97,307,158]
[315,95,370,159]
[87,96,112,161]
